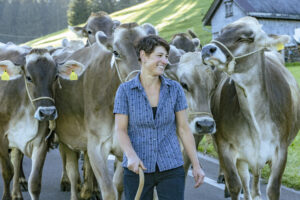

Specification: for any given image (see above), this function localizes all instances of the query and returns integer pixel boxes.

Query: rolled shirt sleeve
[113,84,129,115]
[174,82,188,112]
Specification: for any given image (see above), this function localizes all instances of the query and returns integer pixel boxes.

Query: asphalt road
[0,149,299,200]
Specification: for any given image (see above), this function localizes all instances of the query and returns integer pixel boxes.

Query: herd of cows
[0,11,299,200]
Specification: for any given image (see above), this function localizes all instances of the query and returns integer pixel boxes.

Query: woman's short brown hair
[136,35,170,61]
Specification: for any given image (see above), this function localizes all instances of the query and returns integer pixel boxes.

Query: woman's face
[140,46,169,76]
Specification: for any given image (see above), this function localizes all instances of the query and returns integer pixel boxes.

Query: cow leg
[0,139,13,200]
[212,138,225,183]
[236,160,251,200]
[59,144,71,192]
[19,155,28,192]
[251,169,262,200]
[113,160,123,200]
[87,135,117,200]
[80,152,94,200]
[61,143,81,200]
[212,136,231,198]
[217,143,242,200]
[11,148,23,200]
[266,148,287,200]
[92,172,101,200]
[28,141,48,200]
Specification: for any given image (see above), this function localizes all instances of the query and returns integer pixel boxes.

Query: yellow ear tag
[69,70,78,80]
[1,70,10,81]
[276,43,284,51]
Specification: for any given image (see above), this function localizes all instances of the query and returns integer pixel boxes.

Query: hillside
[25,0,214,47]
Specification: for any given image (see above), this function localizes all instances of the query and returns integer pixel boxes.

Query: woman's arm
[176,109,205,188]
[115,113,146,174]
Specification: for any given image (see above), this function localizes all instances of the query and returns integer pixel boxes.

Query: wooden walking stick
[134,166,145,200]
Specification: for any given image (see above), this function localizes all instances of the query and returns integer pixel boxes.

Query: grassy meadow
[25,0,214,48]
[23,0,300,191]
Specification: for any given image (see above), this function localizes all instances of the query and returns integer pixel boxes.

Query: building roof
[203,0,300,26]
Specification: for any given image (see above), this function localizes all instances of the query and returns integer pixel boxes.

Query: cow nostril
[195,120,216,134]
[196,121,203,129]
[209,47,217,53]
[39,110,45,118]
[39,108,56,117]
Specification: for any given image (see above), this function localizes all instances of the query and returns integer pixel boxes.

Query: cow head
[202,17,290,74]
[69,11,120,45]
[0,48,84,122]
[165,52,216,135]
[96,23,158,81]
[170,30,201,53]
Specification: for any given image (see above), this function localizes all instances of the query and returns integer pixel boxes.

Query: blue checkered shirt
[113,73,188,173]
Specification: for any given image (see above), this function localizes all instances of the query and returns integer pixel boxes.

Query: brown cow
[0,45,80,200]
[53,23,151,200]
[201,17,300,200]
[165,52,216,174]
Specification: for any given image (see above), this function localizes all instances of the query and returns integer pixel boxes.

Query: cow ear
[142,23,158,35]
[62,38,69,47]
[192,38,200,48]
[69,26,87,38]
[113,20,121,30]
[58,60,85,80]
[0,60,22,81]
[264,34,290,49]
[95,31,112,49]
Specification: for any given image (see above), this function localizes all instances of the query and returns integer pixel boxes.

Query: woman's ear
[140,50,146,62]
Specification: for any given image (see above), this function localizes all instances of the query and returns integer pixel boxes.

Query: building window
[225,0,233,17]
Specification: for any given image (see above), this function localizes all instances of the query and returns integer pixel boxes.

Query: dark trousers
[124,165,185,200]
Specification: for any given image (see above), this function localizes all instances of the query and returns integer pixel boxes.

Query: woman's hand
[192,166,205,188]
[127,155,147,174]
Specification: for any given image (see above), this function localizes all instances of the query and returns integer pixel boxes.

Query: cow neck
[211,40,266,75]
[211,39,266,98]
[23,74,56,140]
[111,53,140,83]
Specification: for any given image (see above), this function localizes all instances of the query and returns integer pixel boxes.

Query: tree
[67,0,90,26]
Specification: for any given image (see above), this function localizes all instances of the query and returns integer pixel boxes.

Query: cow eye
[180,82,189,91]
[237,37,253,43]
[87,30,92,35]
[54,74,59,80]
[113,50,120,58]
[26,76,32,82]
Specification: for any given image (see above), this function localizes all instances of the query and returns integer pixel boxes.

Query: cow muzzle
[201,43,227,67]
[190,116,216,135]
[34,106,58,121]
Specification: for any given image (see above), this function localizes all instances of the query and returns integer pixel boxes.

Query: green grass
[111,0,213,43]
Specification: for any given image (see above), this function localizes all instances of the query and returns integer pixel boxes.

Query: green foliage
[67,0,90,26]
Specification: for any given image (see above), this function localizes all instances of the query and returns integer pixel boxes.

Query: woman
[114,35,205,200]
